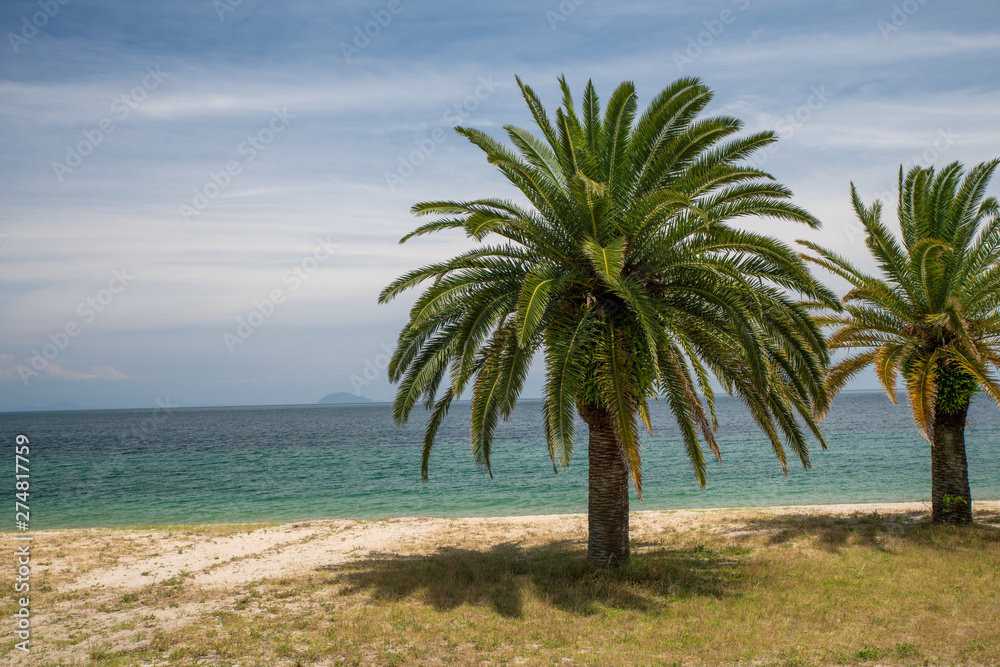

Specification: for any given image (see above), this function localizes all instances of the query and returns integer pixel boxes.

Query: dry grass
[3,506,1000,666]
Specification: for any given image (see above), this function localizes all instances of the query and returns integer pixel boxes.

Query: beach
[11,501,1000,665]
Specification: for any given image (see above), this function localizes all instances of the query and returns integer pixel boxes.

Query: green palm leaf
[382,76,833,563]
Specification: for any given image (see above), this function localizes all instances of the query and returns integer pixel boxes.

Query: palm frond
[383,76,833,507]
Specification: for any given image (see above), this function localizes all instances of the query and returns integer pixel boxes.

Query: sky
[1,0,999,411]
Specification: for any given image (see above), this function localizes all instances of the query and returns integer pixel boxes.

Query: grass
[5,507,1000,666]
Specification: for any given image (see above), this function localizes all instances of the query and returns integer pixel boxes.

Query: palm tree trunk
[931,399,973,524]
[579,403,630,566]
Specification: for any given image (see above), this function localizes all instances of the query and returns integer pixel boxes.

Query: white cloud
[44,364,131,380]
[0,358,132,382]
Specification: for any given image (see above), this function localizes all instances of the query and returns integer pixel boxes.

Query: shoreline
[16,497,1000,534]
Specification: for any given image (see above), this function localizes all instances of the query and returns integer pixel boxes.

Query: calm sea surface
[3,392,999,529]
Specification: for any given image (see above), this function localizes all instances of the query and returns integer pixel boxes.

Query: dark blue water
[2,392,998,529]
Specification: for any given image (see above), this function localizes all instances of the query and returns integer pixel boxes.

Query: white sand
[57,501,1000,593]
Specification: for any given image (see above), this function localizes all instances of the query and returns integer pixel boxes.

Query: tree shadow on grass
[733,508,1000,554]
[332,539,748,619]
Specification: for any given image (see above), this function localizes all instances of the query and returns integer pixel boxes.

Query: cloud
[0,357,132,382]
[43,363,130,380]
[701,30,1000,71]
[0,354,20,380]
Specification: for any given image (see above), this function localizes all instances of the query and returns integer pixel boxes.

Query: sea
[3,392,999,530]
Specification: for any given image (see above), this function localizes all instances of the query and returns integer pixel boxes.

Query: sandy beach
[11,501,1000,665]
[50,501,996,591]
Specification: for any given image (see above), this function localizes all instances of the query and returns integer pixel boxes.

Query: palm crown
[802,161,1000,431]
[801,160,1000,522]
[380,76,836,562]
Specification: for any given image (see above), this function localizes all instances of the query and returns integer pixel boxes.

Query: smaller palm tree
[801,159,1000,524]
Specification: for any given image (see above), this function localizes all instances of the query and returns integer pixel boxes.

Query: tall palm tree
[380,76,835,565]
[801,160,1000,524]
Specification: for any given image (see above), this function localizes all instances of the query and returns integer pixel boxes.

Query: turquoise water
[3,392,999,529]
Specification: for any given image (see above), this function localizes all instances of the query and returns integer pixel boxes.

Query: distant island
[317,392,375,405]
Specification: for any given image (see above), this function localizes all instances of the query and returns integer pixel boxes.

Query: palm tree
[379,76,835,565]
[801,160,1000,524]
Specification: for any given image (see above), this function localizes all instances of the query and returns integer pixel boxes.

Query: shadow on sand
[332,539,747,619]
[728,506,1000,554]
[328,508,1000,619]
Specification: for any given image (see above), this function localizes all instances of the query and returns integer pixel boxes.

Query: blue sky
[1,0,999,410]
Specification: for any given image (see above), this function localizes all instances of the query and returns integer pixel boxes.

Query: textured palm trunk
[579,404,630,566]
[931,399,973,524]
